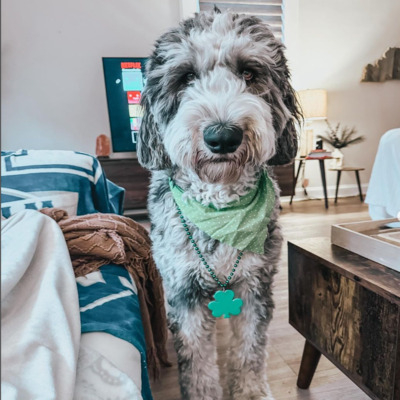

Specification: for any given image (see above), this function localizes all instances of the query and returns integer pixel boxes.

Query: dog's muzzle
[203,123,243,154]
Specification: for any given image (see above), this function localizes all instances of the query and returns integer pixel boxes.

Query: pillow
[1,188,79,218]
[1,150,125,215]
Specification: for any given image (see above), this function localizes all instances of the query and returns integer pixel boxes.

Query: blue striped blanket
[1,150,153,399]
[77,264,153,400]
[1,150,124,217]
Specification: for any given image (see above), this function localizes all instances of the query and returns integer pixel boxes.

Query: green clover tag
[208,290,243,318]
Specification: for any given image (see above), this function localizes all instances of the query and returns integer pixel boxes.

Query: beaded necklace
[176,205,244,318]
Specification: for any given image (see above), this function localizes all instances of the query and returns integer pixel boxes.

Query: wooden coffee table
[288,237,400,400]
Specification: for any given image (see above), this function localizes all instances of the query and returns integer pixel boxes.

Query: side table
[329,166,365,203]
[288,237,400,400]
[290,157,333,209]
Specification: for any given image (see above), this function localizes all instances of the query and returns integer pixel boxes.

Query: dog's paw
[239,395,274,400]
[230,384,274,400]
[232,396,274,400]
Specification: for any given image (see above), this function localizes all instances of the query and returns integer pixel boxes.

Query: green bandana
[169,171,275,254]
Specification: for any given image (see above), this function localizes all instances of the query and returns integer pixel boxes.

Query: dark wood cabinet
[99,157,294,214]
[99,158,150,214]
[273,162,295,196]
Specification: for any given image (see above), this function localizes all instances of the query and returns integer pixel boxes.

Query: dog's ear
[213,5,222,14]
[137,94,171,171]
[267,55,302,166]
[268,80,301,165]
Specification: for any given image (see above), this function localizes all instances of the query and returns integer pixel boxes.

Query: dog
[137,8,301,400]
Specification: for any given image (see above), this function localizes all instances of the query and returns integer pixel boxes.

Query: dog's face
[138,10,301,184]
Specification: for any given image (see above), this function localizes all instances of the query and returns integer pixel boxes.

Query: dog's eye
[242,70,254,81]
[183,72,196,85]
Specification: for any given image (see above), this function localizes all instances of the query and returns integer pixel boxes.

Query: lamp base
[299,122,315,157]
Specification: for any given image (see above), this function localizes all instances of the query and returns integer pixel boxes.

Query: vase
[96,134,111,157]
[331,148,344,168]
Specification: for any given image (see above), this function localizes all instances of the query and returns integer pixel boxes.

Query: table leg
[290,160,303,205]
[355,170,363,202]
[318,159,329,209]
[297,340,322,389]
[334,170,342,203]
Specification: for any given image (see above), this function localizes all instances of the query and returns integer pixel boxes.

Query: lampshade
[297,89,327,120]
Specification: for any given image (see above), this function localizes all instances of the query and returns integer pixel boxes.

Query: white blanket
[365,128,400,221]
[74,337,143,400]
[1,210,81,400]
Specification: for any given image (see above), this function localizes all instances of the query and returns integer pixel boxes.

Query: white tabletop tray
[331,218,400,272]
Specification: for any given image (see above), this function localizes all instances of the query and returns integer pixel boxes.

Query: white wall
[1,0,180,154]
[180,0,199,19]
[2,0,400,197]
[285,0,400,196]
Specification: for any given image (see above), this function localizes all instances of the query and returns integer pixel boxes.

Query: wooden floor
[149,196,372,400]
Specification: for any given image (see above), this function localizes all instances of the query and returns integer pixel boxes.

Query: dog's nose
[203,123,243,154]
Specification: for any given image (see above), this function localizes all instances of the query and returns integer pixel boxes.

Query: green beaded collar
[169,170,275,254]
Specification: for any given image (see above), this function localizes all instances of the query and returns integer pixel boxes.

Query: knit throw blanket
[40,208,170,378]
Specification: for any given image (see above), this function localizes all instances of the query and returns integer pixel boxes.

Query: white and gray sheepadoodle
[137,8,301,400]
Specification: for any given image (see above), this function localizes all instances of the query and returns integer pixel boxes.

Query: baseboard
[281,183,369,202]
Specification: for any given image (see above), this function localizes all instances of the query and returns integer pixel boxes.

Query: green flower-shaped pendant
[208,290,243,318]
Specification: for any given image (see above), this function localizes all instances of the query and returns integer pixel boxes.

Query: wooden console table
[99,157,295,215]
[99,157,150,215]
[288,237,400,400]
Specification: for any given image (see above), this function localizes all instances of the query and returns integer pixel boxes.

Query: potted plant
[317,122,365,167]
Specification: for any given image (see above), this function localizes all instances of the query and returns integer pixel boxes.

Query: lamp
[297,89,327,156]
